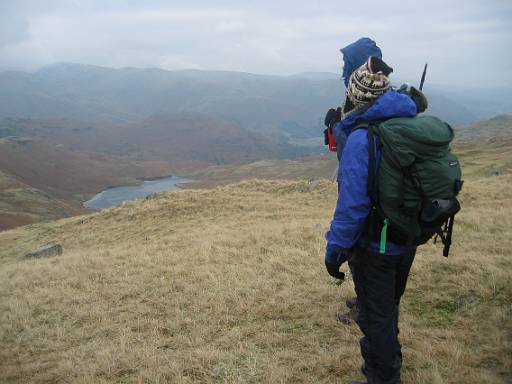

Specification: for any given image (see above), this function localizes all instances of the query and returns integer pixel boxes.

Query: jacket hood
[340,37,382,87]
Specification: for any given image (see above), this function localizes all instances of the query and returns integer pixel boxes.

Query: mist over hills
[0,64,339,141]
[1,63,508,143]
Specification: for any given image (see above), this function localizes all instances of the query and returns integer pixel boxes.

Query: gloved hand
[397,83,428,113]
[325,243,348,280]
[409,86,428,113]
[324,107,341,128]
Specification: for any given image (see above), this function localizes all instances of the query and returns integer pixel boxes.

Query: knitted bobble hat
[347,56,393,108]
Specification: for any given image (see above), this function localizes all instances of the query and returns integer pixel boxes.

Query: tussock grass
[0,172,511,383]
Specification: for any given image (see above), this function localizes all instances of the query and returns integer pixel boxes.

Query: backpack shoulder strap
[349,121,377,198]
[367,123,377,198]
[360,122,381,250]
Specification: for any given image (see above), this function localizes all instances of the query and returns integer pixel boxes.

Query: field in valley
[0,127,511,383]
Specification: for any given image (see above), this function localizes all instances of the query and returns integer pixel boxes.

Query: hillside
[0,140,510,383]
[183,114,512,189]
[0,137,173,229]
[453,114,512,178]
[0,112,507,222]
[0,112,310,231]
[456,114,512,139]
[185,155,338,189]
[0,65,341,141]
[108,113,299,165]
[0,63,498,141]
[1,114,510,232]
[0,114,301,165]
[0,170,83,231]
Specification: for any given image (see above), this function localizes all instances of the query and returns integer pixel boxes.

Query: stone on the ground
[25,244,63,259]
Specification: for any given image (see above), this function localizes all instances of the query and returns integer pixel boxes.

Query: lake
[84,176,189,209]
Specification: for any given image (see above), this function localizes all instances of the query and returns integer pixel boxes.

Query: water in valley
[84,176,189,209]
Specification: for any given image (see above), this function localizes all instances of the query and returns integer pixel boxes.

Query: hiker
[324,37,384,325]
[324,57,421,384]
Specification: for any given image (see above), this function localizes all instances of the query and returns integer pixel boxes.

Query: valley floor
[0,171,511,383]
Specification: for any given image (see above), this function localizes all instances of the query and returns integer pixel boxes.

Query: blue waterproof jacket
[325,91,418,255]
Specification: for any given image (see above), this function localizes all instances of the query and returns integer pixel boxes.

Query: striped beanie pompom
[347,56,393,108]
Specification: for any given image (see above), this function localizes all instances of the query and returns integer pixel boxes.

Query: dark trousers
[348,247,416,384]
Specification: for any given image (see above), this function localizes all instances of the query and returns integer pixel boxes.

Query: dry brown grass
[184,156,338,189]
[0,158,511,383]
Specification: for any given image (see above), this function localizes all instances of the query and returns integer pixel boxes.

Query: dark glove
[323,128,329,145]
[397,84,428,113]
[324,243,348,280]
[409,86,428,113]
[324,107,341,128]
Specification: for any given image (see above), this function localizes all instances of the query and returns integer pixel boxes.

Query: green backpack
[365,115,463,256]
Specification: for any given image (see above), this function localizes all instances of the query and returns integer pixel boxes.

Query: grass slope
[454,115,512,178]
[185,155,338,189]
[0,167,511,382]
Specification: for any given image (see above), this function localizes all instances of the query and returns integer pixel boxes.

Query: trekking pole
[419,63,428,91]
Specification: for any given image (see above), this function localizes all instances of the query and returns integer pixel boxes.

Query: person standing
[324,53,421,383]
[324,37,385,324]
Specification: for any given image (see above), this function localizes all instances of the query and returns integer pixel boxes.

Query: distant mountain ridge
[1,63,507,140]
[456,114,512,139]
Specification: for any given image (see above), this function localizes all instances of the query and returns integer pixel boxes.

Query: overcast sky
[1,0,511,87]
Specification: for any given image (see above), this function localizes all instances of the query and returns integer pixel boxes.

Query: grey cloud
[0,2,31,46]
[0,0,511,87]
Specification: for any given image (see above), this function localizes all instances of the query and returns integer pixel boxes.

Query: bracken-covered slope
[0,169,81,231]
[0,113,301,166]
[0,171,511,382]
[0,136,173,230]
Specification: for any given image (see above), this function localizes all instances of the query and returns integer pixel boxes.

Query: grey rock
[25,244,63,259]
[145,192,160,200]
[456,294,480,308]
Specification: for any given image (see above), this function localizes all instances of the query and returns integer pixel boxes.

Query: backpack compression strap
[367,124,376,198]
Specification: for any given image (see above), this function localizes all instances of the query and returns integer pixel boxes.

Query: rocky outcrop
[25,244,63,259]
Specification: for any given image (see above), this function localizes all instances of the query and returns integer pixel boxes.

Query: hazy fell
[1,63,506,140]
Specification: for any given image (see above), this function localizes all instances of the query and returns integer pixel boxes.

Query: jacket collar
[338,91,418,135]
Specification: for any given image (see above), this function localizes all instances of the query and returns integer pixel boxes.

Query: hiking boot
[336,306,359,324]
[346,296,358,309]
